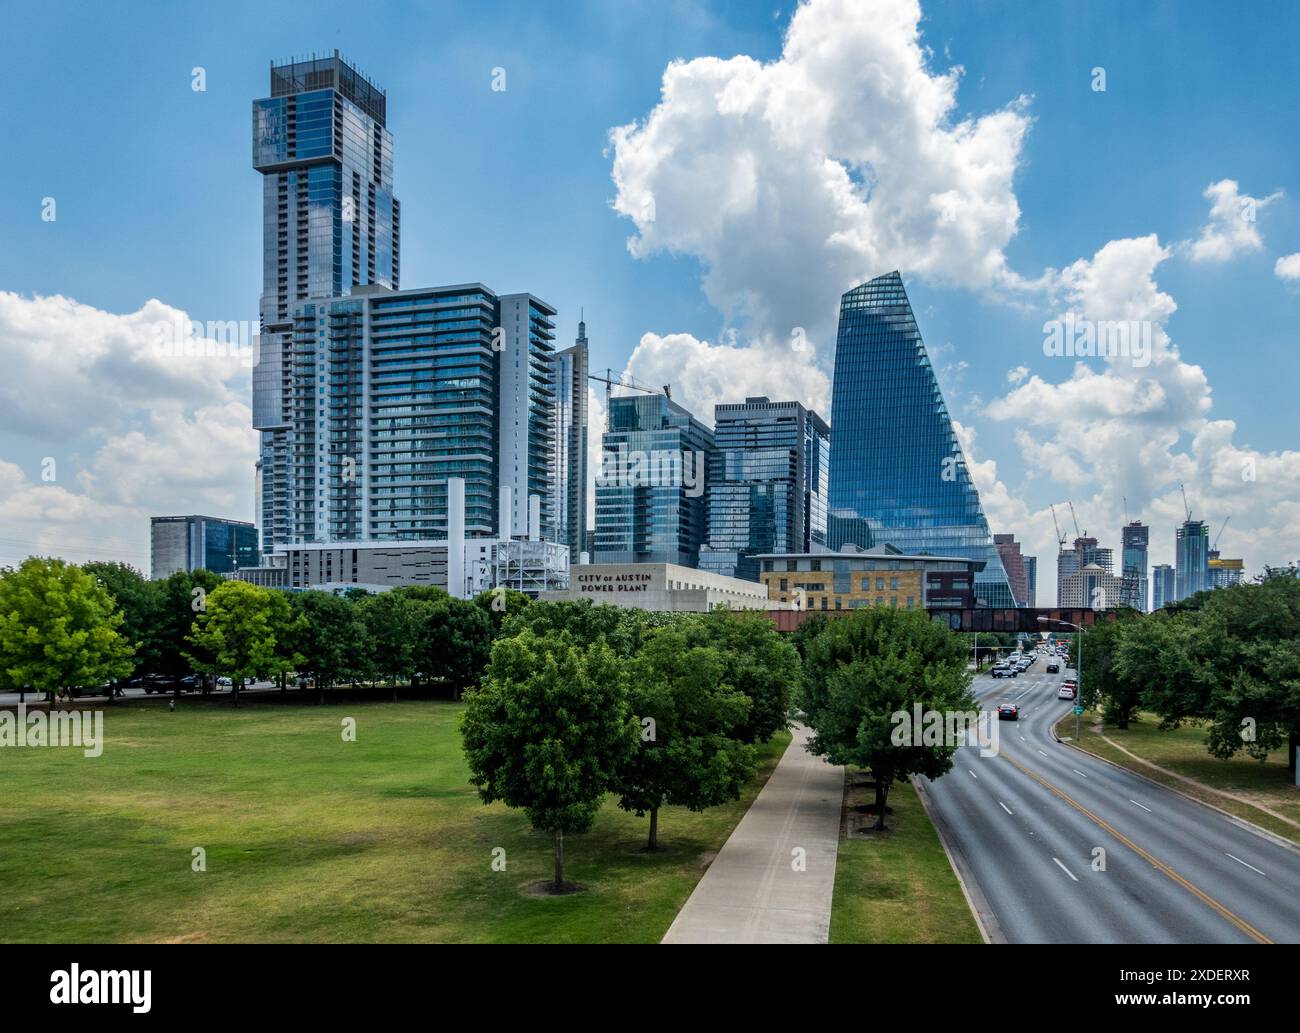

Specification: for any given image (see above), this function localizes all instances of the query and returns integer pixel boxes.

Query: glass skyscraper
[1152,563,1176,610]
[1121,520,1149,611]
[253,52,401,553]
[1176,519,1210,601]
[826,271,1015,607]
[699,396,829,582]
[593,394,714,567]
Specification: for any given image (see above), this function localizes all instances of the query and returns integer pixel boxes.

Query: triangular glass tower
[827,271,1016,607]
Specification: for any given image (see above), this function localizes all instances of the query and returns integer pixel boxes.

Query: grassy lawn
[1056,709,1300,847]
[0,698,789,943]
[828,772,982,944]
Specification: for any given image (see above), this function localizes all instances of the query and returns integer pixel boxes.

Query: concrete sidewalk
[661,724,845,944]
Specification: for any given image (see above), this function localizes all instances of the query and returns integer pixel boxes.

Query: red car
[997,703,1020,721]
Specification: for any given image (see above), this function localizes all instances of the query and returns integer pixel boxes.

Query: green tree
[82,562,155,690]
[472,587,530,634]
[801,606,973,829]
[1078,615,1143,728]
[461,628,638,891]
[0,558,135,702]
[359,590,424,693]
[612,626,756,849]
[151,569,224,690]
[292,591,366,702]
[416,595,493,699]
[692,608,798,743]
[500,599,647,656]
[186,581,301,707]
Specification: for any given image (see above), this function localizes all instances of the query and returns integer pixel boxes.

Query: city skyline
[2,0,1299,605]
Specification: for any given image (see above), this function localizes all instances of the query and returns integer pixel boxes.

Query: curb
[911,774,1004,945]
[1049,716,1300,858]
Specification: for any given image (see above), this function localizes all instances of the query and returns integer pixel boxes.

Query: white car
[1058,684,1076,700]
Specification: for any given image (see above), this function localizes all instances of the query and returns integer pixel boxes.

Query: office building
[151,515,259,579]
[1059,563,1125,609]
[1152,563,1176,609]
[825,271,1015,607]
[758,544,984,611]
[1176,520,1210,601]
[553,318,590,560]
[253,52,401,554]
[1023,554,1037,607]
[1120,520,1149,611]
[593,393,714,567]
[993,533,1030,607]
[699,396,829,582]
[1057,536,1114,604]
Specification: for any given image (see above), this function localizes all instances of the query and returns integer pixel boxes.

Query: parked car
[997,702,1020,720]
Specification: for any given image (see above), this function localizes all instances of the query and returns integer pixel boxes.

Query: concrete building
[1023,554,1037,607]
[699,396,829,583]
[1057,536,1114,605]
[553,318,590,561]
[539,562,771,612]
[497,293,559,543]
[150,515,258,579]
[993,533,1030,607]
[757,543,984,611]
[1059,562,1125,609]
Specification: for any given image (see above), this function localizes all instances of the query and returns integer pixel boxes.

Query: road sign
[1073,705,1084,716]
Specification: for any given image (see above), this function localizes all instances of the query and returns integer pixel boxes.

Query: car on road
[1046,661,1059,673]
[991,663,1018,678]
[1058,682,1076,699]
[997,702,1020,720]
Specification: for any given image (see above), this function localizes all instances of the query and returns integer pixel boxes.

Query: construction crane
[1180,482,1192,522]
[1067,500,1083,541]
[1213,516,1231,551]
[588,368,662,432]
[1050,504,1068,553]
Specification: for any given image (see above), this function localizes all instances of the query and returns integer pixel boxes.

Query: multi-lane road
[919,657,1300,943]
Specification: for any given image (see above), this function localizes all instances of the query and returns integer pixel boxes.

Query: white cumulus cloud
[1187,179,1281,263]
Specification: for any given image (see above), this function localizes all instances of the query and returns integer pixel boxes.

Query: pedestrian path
[661,724,845,944]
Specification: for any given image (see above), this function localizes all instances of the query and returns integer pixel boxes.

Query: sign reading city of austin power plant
[575,570,655,593]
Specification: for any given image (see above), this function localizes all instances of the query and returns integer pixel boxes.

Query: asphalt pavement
[920,655,1300,944]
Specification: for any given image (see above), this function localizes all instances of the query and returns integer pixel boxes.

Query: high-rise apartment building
[253,53,401,553]
[1120,520,1149,611]
[993,533,1030,607]
[1176,519,1210,601]
[1023,554,1037,607]
[699,396,829,582]
[593,393,714,567]
[826,271,1015,607]
[497,294,559,542]
[1152,563,1176,609]
[150,515,259,579]
[553,318,590,560]
[284,283,556,545]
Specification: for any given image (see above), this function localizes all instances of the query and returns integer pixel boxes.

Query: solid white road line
[1226,853,1267,877]
[1052,857,1079,882]
[1037,750,1048,757]
[1129,799,1153,813]
[968,769,978,780]
[999,801,1014,815]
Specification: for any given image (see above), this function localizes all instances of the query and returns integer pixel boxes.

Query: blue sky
[1,0,1298,591]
